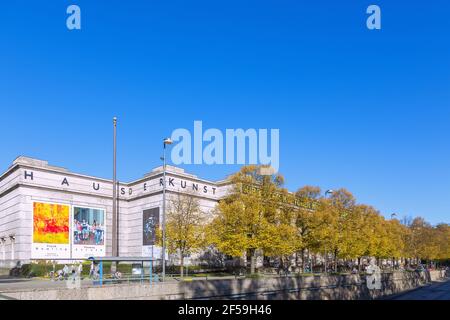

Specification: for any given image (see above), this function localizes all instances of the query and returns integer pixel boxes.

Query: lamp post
[390,213,398,269]
[325,190,334,197]
[161,137,173,282]
[112,117,118,258]
[323,190,334,274]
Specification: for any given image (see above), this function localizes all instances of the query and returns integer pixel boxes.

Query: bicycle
[50,270,68,281]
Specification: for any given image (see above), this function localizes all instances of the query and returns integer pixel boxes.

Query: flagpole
[112,117,118,259]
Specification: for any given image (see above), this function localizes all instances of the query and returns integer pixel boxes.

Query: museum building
[0,156,230,268]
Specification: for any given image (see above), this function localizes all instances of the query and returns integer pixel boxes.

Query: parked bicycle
[50,269,69,281]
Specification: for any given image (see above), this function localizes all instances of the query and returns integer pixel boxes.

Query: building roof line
[1,157,231,188]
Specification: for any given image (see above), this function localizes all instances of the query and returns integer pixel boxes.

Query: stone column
[0,237,6,261]
[9,235,16,261]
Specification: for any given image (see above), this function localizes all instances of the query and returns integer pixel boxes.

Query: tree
[207,165,285,274]
[434,224,450,263]
[384,218,408,267]
[327,189,356,271]
[403,217,435,266]
[163,192,205,277]
[206,166,450,275]
[338,204,369,264]
[264,189,302,270]
[294,186,322,272]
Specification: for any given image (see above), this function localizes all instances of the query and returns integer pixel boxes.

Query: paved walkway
[0,278,166,293]
[0,278,92,292]
[388,279,450,300]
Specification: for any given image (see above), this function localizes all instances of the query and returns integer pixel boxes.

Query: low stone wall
[182,270,447,300]
[2,271,447,300]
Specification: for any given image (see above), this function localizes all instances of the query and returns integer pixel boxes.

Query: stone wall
[2,270,447,300]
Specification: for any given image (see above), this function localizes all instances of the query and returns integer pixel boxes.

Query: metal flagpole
[162,142,167,282]
[112,117,118,260]
[161,138,173,283]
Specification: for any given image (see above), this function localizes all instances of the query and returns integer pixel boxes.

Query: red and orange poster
[33,202,70,244]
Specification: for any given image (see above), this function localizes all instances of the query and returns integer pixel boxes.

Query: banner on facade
[72,206,106,259]
[143,208,160,246]
[142,208,167,259]
[32,202,71,259]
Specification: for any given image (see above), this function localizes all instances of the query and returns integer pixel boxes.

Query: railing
[97,273,161,285]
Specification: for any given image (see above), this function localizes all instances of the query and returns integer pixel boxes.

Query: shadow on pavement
[0,276,32,284]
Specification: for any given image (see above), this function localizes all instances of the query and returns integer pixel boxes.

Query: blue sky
[0,1,449,224]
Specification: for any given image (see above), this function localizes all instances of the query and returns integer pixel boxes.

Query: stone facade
[0,157,230,267]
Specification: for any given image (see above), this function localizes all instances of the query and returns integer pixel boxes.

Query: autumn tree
[207,166,450,274]
[163,192,205,277]
[207,165,285,274]
[294,186,322,271]
[338,204,371,266]
[434,224,450,263]
[307,198,339,272]
[326,189,357,271]
[264,188,302,270]
[383,218,408,267]
[404,217,432,266]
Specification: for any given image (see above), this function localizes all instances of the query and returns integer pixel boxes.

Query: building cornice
[1,157,231,188]
[7,183,223,204]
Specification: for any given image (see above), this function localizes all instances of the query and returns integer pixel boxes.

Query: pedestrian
[63,265,70,280]
[89,262,95,278]
[78,263,83,278]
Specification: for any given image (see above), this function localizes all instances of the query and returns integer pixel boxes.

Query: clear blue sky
[1,1,449,224]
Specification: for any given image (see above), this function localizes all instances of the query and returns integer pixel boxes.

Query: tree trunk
[180,255,184,278]
[249,249,257,274]
[301,249,306,273]
[334,249,338,273]
[312,254,316,273]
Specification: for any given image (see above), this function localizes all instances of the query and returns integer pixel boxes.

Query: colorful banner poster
[32,202,71,259]
[72,207,106,259]
[143,208,160,246]
[142,208,163,258]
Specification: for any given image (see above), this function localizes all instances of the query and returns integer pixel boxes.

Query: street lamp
[161,137,173,282]
[390,213,398,269]
[323,189,334,274]
[112,117,118,258]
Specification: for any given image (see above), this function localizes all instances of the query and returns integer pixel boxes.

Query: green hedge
[15,262,226,278]
[16,262,135,278]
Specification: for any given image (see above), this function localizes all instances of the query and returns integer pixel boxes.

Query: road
[388,279,450,300]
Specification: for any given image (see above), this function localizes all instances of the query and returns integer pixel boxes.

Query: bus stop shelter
[87,256,161,286]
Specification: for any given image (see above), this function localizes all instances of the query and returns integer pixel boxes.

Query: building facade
[0,157,230,268]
